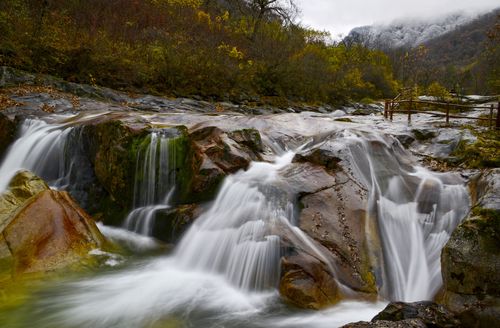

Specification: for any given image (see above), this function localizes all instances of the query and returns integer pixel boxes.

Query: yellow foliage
[196,10,212,26]
[152,0,201,8]
[217,43,244,60]
[426,82,450,101]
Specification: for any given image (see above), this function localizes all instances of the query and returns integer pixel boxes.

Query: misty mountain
[346,10,490,49]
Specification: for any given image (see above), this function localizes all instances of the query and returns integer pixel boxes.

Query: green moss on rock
[441,214,500,296]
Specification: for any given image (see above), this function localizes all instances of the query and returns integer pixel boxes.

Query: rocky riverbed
[0,67,498,327]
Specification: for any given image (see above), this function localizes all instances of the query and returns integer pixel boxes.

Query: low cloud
[296,0,500,37]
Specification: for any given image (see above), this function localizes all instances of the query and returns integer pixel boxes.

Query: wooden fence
[384,99,500,129]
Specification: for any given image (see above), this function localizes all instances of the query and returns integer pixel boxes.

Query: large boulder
[439,169,500,327]
[0,170,49,231]
[279,253,340,309]
[80,118,152,211]
[185,126,263,203]
[0,171,107,276]
[278,145,379,309]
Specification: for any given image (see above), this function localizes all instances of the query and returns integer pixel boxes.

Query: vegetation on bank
[451,128,500,169]
[0,0,399,105]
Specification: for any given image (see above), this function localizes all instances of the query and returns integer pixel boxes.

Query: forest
[0,0,401,105]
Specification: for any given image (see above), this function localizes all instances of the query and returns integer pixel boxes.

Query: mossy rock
[79,120,152,224]
[227,128,263,153]
[151,204,201,243]
[450,130,500,169]
[411,129,437,141]
[372,301,461,327]
[441,214,500,296]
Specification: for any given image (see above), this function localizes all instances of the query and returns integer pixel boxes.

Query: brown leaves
[41,103,56,113]
[0,95,23,111]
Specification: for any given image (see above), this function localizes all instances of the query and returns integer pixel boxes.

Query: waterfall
[175,151,295,290]
[0,119,73,192]
[346,132,470,302]
[123,131,178,236]
[0,114,474,327]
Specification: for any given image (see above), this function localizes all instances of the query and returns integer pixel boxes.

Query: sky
[295,0,500,38]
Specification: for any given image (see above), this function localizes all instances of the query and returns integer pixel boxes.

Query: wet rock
[0,66,36,87]
[280,162,336,196]
[277,142,378,307]
[279,253,340,309]
[152,204,202,243]
[0,112,16,159]
[298,173,376,294]
[80,119,151,214]
[412,128,476,159]
[411,129,437,142]
[468,168,500,211]
[441,215,500,296]
[189,156,226,203]
[439,168,500,327]
[294,148,342,173]
[0,171,49,232]
[331,109,347,117]
[190,126,259,173]
[342,319,427,328]
[393,133,415,148]
[227,128,263,153]
[350,103,383,116]
[4,189,106,274]
[372,302,461,327]
[182,126,264,203]
[0,171,106,275]
[439,212,500,326]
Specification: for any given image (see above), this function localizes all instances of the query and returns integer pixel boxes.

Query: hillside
[346,11,479,49]
[347,8,500,94]
[423,9,499,67]
[0,0,399,105]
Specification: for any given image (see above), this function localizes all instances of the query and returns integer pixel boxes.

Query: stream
[0,110,471,327]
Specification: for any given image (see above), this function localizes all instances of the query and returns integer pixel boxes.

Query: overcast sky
[295,0,500,38]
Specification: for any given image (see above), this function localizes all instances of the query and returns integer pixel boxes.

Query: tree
[241,0,299,39]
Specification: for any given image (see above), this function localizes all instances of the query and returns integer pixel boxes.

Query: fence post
[446,102,450,125]
[490,104,494,129]
[408,99,412,123]
[496,102,500,130]
[384,100,388,119]
[390,101,394,121]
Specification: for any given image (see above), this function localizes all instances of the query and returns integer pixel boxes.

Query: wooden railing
[384,99,500,129]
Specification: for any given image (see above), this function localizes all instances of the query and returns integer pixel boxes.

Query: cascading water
[0,119,73,192]
[174,151,295,290]
[123,131,178,236]
[0,112,473,328]
[0,118,107,210]
[345,131,470,301]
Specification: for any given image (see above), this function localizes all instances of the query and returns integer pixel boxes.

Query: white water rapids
[0,115,471,327]
[345,131,470,301]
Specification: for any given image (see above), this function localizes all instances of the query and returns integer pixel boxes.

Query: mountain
[423,9,499,67]
[346,8,500,94]
[346,10,490,49]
